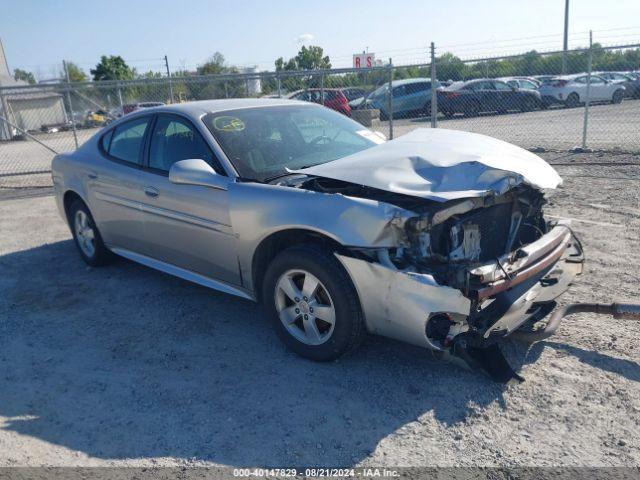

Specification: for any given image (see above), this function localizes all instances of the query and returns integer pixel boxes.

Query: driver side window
[148,115,217,173]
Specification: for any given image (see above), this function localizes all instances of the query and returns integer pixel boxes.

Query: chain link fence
[1,42,639,191]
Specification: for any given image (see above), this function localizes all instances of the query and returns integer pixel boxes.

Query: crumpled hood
[293,128,562,202]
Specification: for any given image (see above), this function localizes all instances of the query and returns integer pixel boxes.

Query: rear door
[137,113,241,285]
[88,115,151,253]
[473,81,499,112]
[492,80,519,111]
[589,75,610,101]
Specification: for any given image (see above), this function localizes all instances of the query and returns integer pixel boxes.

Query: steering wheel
[309,135,333,146]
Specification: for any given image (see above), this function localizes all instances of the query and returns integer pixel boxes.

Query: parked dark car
[288,88,351,116]
[437,79,542,117]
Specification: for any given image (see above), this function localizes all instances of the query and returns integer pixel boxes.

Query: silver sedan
[52,99,583,381]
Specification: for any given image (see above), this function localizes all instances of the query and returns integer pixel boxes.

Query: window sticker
[213,116,245,132]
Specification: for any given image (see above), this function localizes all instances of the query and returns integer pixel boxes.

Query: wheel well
[63,190,84,223]
[252,229,343,302]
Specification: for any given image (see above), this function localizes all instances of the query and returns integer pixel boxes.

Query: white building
[0,38,67,140]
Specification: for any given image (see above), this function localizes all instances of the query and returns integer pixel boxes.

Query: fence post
[430,42,438,128]
[276,73,282,98]
[387,58,394,140]
[164,55,174,104]
[0,87,9,140]
[117,82,124,111]
[581,30,593,150]
[63,60,79,149]
[320,71,324,106]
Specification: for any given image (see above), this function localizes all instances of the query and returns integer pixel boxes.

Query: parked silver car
[52,99,583,381]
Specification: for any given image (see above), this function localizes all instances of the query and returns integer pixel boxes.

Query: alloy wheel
[74,210,96,258]
[274,269,336,346]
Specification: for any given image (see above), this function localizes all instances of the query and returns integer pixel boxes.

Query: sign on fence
[353,53,376,68]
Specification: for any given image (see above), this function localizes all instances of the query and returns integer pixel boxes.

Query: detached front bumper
[335,223,584,352]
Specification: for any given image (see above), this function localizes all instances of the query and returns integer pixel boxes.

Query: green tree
[90,55,136,81]
[63,61,87,82]
[197,52,230,75]
[14,68,36,84]
[275,46,331,71]
[294,45,331,70]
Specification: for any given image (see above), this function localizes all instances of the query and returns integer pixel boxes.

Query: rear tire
[262,244,366,361]
[565,92,580,108]
[68,199,114,267]
[611,89,624,104]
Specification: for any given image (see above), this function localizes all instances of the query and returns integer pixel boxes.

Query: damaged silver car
[52,99,586,382]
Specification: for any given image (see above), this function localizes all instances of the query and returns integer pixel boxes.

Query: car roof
[497,76,538,81]
[135,98,311,117]
[391,77,432,86]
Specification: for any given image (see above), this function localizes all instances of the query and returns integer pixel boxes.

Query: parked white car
[538,74,625,108]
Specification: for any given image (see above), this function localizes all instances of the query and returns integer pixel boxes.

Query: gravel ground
[0,152,639,468]
[389,98,640,152]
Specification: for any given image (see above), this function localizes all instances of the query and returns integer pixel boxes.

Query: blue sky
[1,0,639,79]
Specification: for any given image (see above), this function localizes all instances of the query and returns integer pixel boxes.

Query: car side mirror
[169,159,228,190]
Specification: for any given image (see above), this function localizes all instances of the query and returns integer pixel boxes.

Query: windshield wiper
[264,165,317,183]
[264,171,300,183]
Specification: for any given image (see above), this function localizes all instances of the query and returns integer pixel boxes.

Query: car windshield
[369,84,388,98]
[203,105,382,182]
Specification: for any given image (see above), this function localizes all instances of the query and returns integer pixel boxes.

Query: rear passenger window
[107,117,150,165]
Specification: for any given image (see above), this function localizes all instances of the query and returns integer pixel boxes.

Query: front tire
[262,244,366,361]
[68,199,114,267]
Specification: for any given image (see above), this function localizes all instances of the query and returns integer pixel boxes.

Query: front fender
[228,181,414,291]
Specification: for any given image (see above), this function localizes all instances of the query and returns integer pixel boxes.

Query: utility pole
[164,55,174,103]
[562,0,569,74]
[63,60,78,149]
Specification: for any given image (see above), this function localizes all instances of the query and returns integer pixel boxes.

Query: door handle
[144,187,159,198]
[87,171,98,179]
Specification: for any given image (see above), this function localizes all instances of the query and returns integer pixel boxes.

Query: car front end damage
[326,184,584,382]
[259,128,635,380]
[280,128,598,381]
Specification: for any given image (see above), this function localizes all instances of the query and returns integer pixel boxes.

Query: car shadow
[0,240,624,466]
[514,340,640,383]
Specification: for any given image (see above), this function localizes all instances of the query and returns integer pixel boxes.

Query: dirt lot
[0,152,639,468]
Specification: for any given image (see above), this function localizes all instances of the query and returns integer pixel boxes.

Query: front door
[138,114,241,285]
